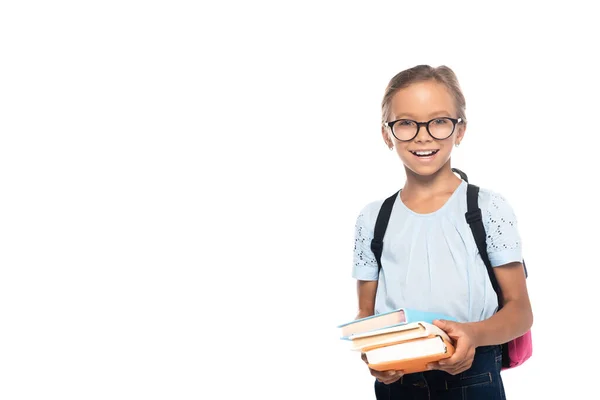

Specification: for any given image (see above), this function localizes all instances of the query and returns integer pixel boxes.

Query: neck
[402,162,462,195]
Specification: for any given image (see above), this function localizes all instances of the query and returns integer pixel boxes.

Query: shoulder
[476,185,516,215]
[476,185,521,237]
[355,198,385,227]
[474,185,522,263]
[354,191,397,229]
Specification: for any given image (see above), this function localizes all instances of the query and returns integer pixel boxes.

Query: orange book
[364,335,455,374]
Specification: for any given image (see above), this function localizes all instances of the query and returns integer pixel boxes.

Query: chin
[407,166,443,177]
[403,161,450,177]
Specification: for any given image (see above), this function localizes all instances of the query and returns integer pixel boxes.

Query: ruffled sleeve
[482,191,523,267]
[352,205,379,281]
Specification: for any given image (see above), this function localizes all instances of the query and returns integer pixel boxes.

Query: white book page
[366,337,446,364]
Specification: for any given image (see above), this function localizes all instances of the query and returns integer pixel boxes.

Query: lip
[409,149,439,161]
[409,149,439,155]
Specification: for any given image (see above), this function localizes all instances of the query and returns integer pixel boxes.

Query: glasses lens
[428,118,455,139]
[392,120,418,141]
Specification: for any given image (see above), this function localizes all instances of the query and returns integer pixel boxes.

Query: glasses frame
[383,117,463,142]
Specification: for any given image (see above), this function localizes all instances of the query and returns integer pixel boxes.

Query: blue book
[338,308,457,340]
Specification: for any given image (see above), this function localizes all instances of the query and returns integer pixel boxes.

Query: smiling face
[382,79,466,177]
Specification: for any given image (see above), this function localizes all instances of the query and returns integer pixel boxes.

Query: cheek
[438,144,456,162]
[395,146,412,161]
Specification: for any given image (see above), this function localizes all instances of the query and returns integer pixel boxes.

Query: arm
[356,280,377,319]
[429,192,532,375]
[469,261,533,347]
[356,279,404,383]
[352,207,380,320]
[471,191,533,345]
[430,261,533,374]
[352,206,403,382]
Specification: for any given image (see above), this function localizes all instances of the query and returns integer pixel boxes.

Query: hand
[426,319,479,375]
[361,352,403,384]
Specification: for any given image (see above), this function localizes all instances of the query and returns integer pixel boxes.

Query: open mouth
[409,150,439,157]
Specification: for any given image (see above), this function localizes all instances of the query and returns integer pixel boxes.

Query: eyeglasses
[383,117,463,142]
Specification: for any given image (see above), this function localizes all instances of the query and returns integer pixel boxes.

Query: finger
[453,361,472,375]
[439,354,460,367]
[377,372,403,385]
[371,369,403,383]
[426,362,439,370]
[379,375,402,385]
[371,369,399,378]
[441,359,473,376]
[440,346,475,369]
[433,319,447,331]
[439,344,468,367]
[434,363,460,375]
[387,372,403,384]
[444,364,469,376]
[444,368,462,376]
[433,319,455,333]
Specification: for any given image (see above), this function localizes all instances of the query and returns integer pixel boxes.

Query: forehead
[389,80,455,119]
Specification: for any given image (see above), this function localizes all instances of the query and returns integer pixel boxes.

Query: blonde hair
[381,65,467,124]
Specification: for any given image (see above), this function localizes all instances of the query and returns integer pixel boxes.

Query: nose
[414,122,432,143]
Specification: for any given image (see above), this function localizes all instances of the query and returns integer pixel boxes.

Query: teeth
[414,150,435,156]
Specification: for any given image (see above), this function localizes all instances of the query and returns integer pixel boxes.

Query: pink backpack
[503,330,532,369]
[457,168,533,369]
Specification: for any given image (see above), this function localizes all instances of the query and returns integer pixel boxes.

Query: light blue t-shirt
[352,180,522,323]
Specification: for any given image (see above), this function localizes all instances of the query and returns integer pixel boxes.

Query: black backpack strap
[465,183,504,309]
[370,191,400,272]
[465,181,530,368]
[451,167,469,182]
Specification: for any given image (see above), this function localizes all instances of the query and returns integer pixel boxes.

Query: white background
[1,1,598,399]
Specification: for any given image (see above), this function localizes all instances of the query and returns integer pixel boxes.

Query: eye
[397,119,415,126]
[432,118,450,125]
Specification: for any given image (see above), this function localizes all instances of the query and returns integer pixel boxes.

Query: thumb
[361,352,368,364]
[433,319,454,332]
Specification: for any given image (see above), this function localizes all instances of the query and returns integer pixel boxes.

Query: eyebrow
[393,110,453,120]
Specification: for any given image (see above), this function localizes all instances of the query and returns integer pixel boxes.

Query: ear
[381,126,394,149]
[455,122,466,145]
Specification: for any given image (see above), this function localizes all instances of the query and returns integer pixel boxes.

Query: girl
[352,65,532,399]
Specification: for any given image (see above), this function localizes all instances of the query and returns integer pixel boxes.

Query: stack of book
[338,308,456,374]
